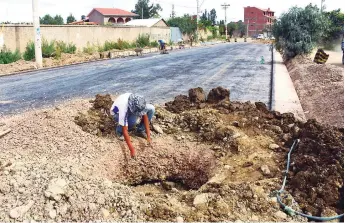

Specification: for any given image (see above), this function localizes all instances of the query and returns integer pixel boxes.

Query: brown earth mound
[206,86,230,103]
[188,87,206,103]
[286,55,344,128]
[289,119,344,216]
[74,94,114,136]
[162,86,344,216]
[165,95,194,113]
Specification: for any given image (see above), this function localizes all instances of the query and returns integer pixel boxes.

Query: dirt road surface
[0,43,272,116]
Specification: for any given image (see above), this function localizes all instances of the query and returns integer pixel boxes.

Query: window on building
[263,12,265,15]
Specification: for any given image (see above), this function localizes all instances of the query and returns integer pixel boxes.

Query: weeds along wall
[2,25,171,53]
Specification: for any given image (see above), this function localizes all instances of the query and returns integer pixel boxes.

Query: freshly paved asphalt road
[0,43,272,115]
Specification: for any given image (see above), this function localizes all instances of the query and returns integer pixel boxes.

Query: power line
[154,0,195,9]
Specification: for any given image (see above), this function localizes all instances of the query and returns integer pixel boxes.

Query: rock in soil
[269,144,280,150]
[152,124,164,134]
[260,165,271,176]
[9,201,34,219]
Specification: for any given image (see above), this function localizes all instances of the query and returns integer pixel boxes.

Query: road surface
[0,43,272,115]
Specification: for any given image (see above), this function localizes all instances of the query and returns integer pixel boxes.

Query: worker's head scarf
[128,94,146,116]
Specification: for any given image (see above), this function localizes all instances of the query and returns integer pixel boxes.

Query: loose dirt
[0,87,343,222]
[286,55,344,128]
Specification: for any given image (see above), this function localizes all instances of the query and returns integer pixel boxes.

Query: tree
[209,9,217,25]
[67,14,76,24]
[322,9,344,46]
[218,20,225,35]
[227,22,238,36]
[237,20,246,37]
[272,4,329,58]
[40,14,64,25]
[201,10,208,20]
[167,15,197,45]
[132,0,162,19]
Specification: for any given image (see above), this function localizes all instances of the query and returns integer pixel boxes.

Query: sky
[0,0,344,23]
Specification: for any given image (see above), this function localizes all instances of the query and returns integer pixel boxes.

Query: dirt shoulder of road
[0,87,343,221]
[286,54,344,128]
[0,41,225,77]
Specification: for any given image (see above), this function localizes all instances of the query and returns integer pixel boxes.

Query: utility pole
[321,0,325,13]
[142,7,144,19]
[196,0,199,41]
[32,0,42,68]
[221,3,230,40]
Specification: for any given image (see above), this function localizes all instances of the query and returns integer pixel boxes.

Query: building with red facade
[244,6,275,37]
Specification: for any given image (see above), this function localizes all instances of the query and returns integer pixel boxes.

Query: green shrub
[41,39,56,58]
[83,42,96,55]
[207,35,213,41]
[23,41,35,61]
[103,40,116,51]
[136,34,150,47]
[150,41,159,47]
[55,46,62,59]
[55,41,77,54]
[0,47,21,64]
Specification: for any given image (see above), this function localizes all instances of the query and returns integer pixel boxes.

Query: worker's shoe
[116,133,124,141]
[135,131,147,139]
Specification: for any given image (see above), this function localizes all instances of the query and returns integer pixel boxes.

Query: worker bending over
[110,93,155,158]
[158,39,166,51]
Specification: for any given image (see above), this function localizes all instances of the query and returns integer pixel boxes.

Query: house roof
[87,8,139,17]
[124,18,168,27]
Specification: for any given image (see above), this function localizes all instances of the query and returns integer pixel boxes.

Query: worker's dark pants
[114,104,155,136]
[160,43,165,50]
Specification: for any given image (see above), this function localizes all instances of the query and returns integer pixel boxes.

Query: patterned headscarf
[128,94,146,116]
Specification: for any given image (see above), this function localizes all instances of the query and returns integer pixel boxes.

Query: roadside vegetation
[0,47,21,64]
[273,4,344,59]
[23,39,77,60]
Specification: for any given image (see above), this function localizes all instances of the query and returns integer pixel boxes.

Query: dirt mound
[74,94,114,136]
[207,86,230,103]
[165,95,194,113]
[288,119,344,216]
[286,55,344,128]
[161,86,344,217]
[188,87,206,103]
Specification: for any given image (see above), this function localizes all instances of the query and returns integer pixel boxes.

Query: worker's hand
[143,114,152,145]
[122,126,136,157]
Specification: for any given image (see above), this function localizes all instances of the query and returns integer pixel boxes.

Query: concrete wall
[2,25,171,53]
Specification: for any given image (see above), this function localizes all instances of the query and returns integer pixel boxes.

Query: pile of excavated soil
[0,86,343,222]
[289,119,344,216]
[74,94,115,136]
[161,87,344,217]
[286,55,344,128]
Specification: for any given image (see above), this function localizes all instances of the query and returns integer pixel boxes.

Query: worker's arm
[122,126,136,158]
[143,114,151,144]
